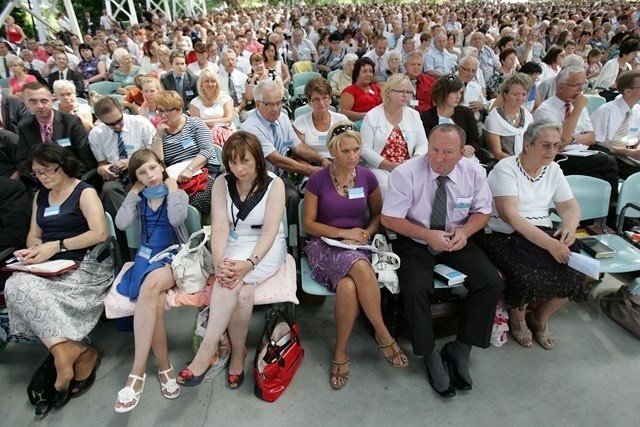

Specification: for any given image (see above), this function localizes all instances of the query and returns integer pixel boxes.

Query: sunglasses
[331,123,358,138]
[103,115,124,127]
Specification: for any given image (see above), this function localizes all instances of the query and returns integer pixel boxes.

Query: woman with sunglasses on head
[5,144,112,410]
[421,75,483,163]
[151,90,220,215]
[360,74,428,195]
[177,132,286,389]
[303,121,408,391]
[113,149,189,412]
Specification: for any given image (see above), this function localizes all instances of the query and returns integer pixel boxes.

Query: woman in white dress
[177,131,286,389]
[484,73,535,160]
[293,77,348,160]
[189,68,235,146]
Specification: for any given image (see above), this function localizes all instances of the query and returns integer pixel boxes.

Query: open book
[2,259,79,276]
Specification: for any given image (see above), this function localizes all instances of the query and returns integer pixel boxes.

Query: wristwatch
[59,239,68,253]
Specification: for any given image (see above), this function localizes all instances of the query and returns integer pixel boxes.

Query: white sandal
[114,373,146,413]
[158,366,181,399]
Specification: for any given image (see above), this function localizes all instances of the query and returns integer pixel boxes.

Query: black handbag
[27,353,57,416]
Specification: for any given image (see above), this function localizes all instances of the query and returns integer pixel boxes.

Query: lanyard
[142,198,166,245]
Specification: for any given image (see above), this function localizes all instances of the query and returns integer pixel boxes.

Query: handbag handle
[261,307,299,344]
[184,229,209,253]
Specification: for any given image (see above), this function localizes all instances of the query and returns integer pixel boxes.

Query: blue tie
[115,131,128,159]
[175,76,183,96]
[269,122,283,154]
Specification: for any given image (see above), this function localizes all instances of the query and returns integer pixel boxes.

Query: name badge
[368,89,376,95]
[283,140,294,148]
[182,138,195,149]
[44,206,60,217]
[453,196,472,212]
[138,245,152,260]
[628,127,639,138]
[185,90,194,97]
[348,187,365,199]
[124,144,135,151]
[229,230,239,241]
[318,135,327,143]
[57,138,71,147]
[410,100,419,107]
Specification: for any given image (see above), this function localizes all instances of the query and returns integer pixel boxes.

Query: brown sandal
[330,359,350,390]
[527,313,554,350]
[378,340,409,368]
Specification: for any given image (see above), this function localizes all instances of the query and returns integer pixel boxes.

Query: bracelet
[246,258,256,269]
[186,166,194,172]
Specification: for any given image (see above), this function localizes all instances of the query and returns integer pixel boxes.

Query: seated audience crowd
[2,0,640,413]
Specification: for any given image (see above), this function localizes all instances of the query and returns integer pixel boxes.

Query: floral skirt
[305,237,371,292]
[475,232,590,309]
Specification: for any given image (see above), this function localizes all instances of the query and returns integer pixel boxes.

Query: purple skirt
[305,237,372,292]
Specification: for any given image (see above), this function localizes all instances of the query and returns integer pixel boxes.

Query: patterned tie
[564,102,572,120]
[43,123,53,143]
[175,76,183,96]
[430,176,448,231]
[269,122,283,154]
[228,73,239,106]
[115,131,128,159]
[376,56,383,76]
[612,109,633,147]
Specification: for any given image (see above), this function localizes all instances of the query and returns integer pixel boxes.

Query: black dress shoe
[53,388,71,408]
[441,343,472,391]
[70,351,103,398]
[424,357,456,398]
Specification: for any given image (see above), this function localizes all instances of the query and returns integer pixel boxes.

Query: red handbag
[178,168,209,196]
[253,308,304,402]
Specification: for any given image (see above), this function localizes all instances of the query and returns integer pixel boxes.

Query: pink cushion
[104,254,298,319]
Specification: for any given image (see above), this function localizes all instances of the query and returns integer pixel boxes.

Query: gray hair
[254,79,281,102]
[460,46,479,58]
[405,50,423,63]
[459,55,479,67]
[429,124,466,149]
[342,52,358,68]
[560,54,584,69]
[388,50,402,61]
[52,79,77,95]
[112,47,130,62]
[523,120,562,147]
[556,65,585,86]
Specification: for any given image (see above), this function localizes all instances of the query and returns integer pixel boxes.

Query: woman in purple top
[302,121,408,391]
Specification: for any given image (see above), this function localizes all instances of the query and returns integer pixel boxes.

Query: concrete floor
[1,274,639,427]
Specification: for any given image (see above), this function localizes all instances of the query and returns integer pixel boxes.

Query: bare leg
[186,281,243,375]
[347,260,406,364]
[331,275,358,388]
[531,298,569,349]
[227,283,255,375]
[127,267,175,387]
[150,291,171,371]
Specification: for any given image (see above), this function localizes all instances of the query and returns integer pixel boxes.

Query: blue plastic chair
[88,81,120,95]
[565,175,640,273]
[616,172,640,233]
[125,205,202,252]
[327,70,339,83]
[586,95,606,116]
[291,71,322,95]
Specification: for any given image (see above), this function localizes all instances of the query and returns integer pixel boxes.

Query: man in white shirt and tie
[591,70,640,178]
[218,49,248,115]
[0,42,18,78]
[19,49,45,73]
[364,36,390,83]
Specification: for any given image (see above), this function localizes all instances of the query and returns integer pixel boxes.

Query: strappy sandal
[509,319,533,348]
[527,313,554,350]
[114,373,146,413]
[378,340,409,368]
[330,359,350,390]
[158,366,180,400]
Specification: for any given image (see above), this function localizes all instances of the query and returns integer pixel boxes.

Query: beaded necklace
[330,165,356,195]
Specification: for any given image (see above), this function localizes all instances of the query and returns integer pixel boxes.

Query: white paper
[625,156,640,165]
[563,150,597,157]
[321,237,376,251]
[166,160,204,179]
[568,252,600,280]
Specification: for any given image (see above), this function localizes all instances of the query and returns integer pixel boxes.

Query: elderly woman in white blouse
[360,74,428,194]
[53,79,94,132]
[293,77,349,160]
[331,53,358,98]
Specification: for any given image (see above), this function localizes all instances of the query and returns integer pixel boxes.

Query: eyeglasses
[459,65,477,73]
[562,82,586,88]
[391,89,412,95]
[31,166,60,178]
[330,123,358,138]
[258,100,283,108]
[155,107,177,115]
[538,142,564,151]
[103,115,124,127]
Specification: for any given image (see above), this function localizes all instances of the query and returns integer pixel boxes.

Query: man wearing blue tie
[160,52,198,111]
[242,80,329,224]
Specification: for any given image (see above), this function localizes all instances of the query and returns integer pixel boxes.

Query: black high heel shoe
[227,371,245,389]
[441,343,472,391]
[424,357,456,398]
